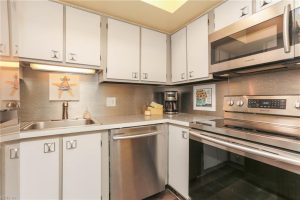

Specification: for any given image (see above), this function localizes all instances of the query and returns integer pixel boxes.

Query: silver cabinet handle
[181,73,185,80]
[132,72,138,79]
[190,131,300,167]
[261,0,272,7]
[10,148,19,159]
[68,53,77,61]
[14,45,18,55]
[182,131,188,139]
[142,73,148,80]
[283,4,291,53]
[189,71,194,78]
[44,142,55,153]
[113,131,159,140]
[66,140,77,150]
[51,50,60,59]
[240,6,249,18]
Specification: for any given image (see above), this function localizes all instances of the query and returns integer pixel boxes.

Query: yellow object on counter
[144,110,151,116]
[147,107,163,115]
[150,102,163,109]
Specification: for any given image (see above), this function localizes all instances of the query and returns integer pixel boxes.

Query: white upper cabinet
[171,27,187,83]
[107,18,140,80]
[187,14,209,80]
[214,0,252,32]
[63,133,102,200]
[66,6,101,66]
[20,138,60,199]
[16,0,63,61]
[255,0,281,12]
[0,0,10,56]
[141,28,167,83]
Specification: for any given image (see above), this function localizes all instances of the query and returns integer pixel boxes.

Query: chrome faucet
[62,101,69,120]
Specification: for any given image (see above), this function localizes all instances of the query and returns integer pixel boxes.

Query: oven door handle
[113,131,159,140]
[283,3,291,53]
[190,131,300,167]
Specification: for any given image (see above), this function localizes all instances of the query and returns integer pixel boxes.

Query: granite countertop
[0,113,221,143]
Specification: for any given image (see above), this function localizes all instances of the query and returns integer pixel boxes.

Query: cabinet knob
[66,140,77,150]
[44,142,55,153]
[182,131,188,139]
[10,148,19,159]
[51,50,60,59]
[189,71,194,78]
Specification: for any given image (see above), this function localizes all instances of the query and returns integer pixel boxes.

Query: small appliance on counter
[164,91,179,114]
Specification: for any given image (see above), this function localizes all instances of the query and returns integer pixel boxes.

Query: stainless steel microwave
[209,0,300,73]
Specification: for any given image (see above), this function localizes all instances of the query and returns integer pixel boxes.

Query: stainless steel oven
[189,95,300,200]
[209,0,296,73]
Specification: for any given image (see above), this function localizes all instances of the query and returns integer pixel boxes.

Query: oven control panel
[248,99,286,109]
[223,95,300,117]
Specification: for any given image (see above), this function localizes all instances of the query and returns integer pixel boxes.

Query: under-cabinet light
[0,61,19,68]
[30,64,96,74]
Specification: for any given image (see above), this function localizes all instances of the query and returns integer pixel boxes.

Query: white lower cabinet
[168,125,189,199]
[3,143,20,200]
[20,138,60,199]
[63,133,102,200]
[13,132,102,200]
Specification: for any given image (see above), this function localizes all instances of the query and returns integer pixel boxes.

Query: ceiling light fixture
[141,0,188,13]
[30,64,96,74]
[0,61,20,68]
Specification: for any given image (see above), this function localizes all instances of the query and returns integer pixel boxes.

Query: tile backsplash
[20,66,300,121]
[20,67,155,122]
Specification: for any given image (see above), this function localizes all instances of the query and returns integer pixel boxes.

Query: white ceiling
[60,0,223,34]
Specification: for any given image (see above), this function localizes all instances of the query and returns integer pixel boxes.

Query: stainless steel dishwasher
[110,125,167,200]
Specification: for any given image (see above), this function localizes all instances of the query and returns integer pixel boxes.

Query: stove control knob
[295,101,300,109]
[228,100,234,106]
[237,100,244,107]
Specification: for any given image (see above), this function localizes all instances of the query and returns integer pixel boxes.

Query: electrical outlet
[106,97,116,107]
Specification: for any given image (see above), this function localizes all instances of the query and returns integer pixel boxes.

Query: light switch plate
[106,97,116,107]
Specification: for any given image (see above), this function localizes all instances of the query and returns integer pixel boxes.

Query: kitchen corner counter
[0,113,221,143]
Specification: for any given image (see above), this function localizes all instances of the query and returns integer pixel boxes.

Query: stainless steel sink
[21,119,96,131]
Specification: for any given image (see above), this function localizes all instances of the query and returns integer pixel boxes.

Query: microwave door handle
[283,4,291,53]
[190,131,300,167]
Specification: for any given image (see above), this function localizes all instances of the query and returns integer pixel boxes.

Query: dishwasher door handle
[113,131,159,140]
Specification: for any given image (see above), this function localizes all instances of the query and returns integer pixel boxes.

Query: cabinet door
[66,6,101,66]
[214,0,252,31]
[256,0,281,12]
[171,28,187,83]
[141,28,167,83]
[3,143,20,200]
[20,138,60,199]
[16,0,63,61]
[187,14,209,80]
[0,0,10,56]
[63,133,101,199]
[107,18,140,80]
[168,125,189,199]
